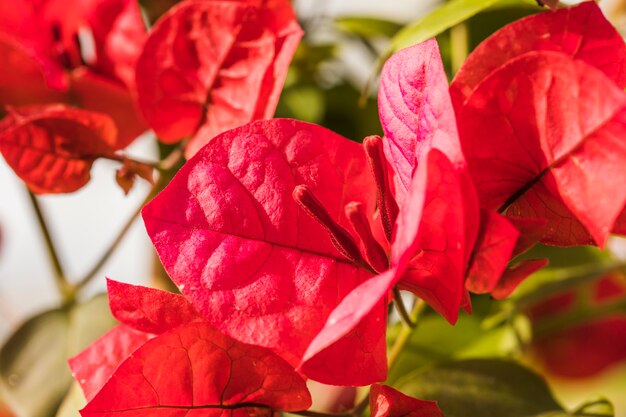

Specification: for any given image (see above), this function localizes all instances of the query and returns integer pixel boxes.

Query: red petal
[459,52,626,246]
[507,217,547,257]
[300,270,399,386]
[143,119,376,363]
[370,384,443,417]
[106,279,200,334]
[0,105,118,193]
[393,149,475,324]
[135,0,302,156]
[80,322,312,416]
[450,1,626,109]
[0,35,67,105]
[69,325,152,401]
[491,259,549,300]
[82,0,147,87]
[534,317,626,378]
[379,39,463,205]
[466,209,519,294]
[70,69,147,148]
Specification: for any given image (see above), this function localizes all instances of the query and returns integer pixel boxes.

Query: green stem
[27,191,74,302]
[450,22,468,75]
[393,287,416,328]
[74,175,167,290]
[387,299,427,370]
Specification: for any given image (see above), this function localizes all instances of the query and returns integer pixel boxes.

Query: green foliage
[385,0,540,57]
[397,359,565,417]
[0,296,115,417]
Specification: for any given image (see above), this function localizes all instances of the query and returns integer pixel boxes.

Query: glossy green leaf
[0,295,115,417]
[336,17,402,38]
[397,359,563,417]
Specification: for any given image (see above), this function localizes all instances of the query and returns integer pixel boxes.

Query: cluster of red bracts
[4,0,626,416]
[0,0,302,193]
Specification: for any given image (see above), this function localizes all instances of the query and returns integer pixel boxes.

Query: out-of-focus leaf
[55,383,85,417]
[335,17,402,38]
[280,85,325,123]
[0,295,115,417]
[386,313,519,384]
[508,246,613,305]
[387,0,501,55]
[397,359,564,417]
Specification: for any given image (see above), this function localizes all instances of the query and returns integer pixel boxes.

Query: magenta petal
[379,39,463,205]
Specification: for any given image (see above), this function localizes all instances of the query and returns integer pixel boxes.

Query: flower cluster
[32,0,626,415]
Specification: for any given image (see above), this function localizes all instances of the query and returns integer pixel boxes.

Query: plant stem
[27,191,74,302]
[75,144,185,290]
[393,287,416,328]
[74,175,166,290]
[387,298,426,370]
[450,22,468,74]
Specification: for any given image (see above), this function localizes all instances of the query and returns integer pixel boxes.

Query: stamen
[363,135,399,243]
[51,23,84,70]
[293,185,364,264]
[345,202,388,273]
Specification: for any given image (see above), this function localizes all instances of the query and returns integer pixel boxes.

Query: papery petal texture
[80,322,312,417]
[450,1,626,109]
[379,39,463,204]
[0,105,118,193]
[143,119,376,364]
[394,150,471,324]
[107,279,200,334]
[135,0,302,157]
[69,325,152,402]
[299,270,397,386]
[458,52,626,246]
[465,210,519,294]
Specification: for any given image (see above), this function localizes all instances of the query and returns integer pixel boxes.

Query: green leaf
[0,295,115,417]
[396,359,564,417]
[385,0,540,55]
[335,17,402,38]
[279,85,326,123]
[387,0,499,54]
[55,383,85,417]
[509,246,618,307]
[386,310,520,384]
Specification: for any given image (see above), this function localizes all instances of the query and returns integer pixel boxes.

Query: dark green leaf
[0,295,115,417]
[396,359,563,417]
